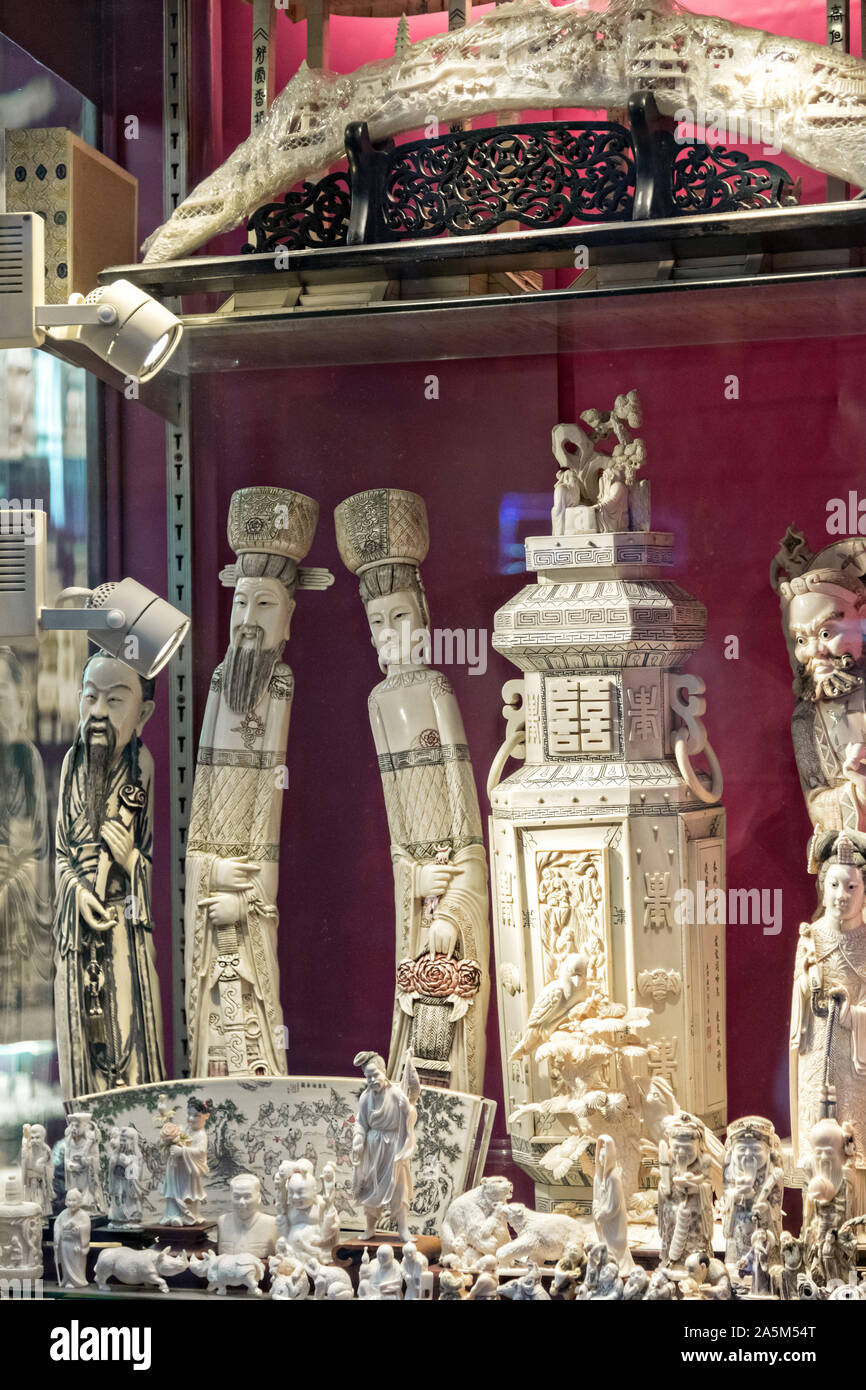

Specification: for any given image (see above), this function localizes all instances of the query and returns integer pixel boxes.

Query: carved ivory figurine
[592,1134,634,1275]
[53,1187,90,1289]
[63,1111,102,1213]
[185,486,332,1078]
[106,1126,146,1229]
[773,538,866,846]
[790,831,866,1165]
[160,1096,211,1226]
[53,651,164,1097]
[800,1114,864,1285]
[20,1122,53,1219]
[335,489,489,1093]
[550,392,645,536]
[218,1174,277,1259]
[657,1114,714,1272]
[721,1116,784,1269]
[351,1048,420,1242]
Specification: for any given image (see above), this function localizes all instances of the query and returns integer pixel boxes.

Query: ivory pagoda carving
[489,395,727,1204]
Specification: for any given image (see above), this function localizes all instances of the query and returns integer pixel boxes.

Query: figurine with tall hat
[335,488,489,1094]
[185,486,333,1078]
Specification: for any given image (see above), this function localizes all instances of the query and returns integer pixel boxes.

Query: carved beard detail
[83,718,117,837]
[223,626,283,715]
[799,654,864,704]
[811,1149,843,1196]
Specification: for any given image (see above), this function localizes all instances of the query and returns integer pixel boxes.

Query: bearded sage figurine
[335,489,489,1094]
[185,487,332,1078]
[54,652,165,1098]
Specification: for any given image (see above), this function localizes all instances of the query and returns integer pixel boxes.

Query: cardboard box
[5,128,138,303]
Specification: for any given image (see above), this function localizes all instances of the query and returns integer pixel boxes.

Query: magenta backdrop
[101,2,865,1176]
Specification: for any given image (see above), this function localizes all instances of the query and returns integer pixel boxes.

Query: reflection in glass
[0,647,52,1044]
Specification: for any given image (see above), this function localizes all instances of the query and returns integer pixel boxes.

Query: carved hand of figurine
[418,863,458,898]
[351,1137,365,1164]
[212,856,261,892]
[842,743,866,798]
[101,819,136,874]
[198,893,242,928]
[79,889,113,932]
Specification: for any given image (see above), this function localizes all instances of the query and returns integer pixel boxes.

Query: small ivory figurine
[160,1096,211,1226]
[401,1240,432,1300]
[351,1048,420,1242]
[645,1267,677,1301]
[623,1267,650,1300]
[791,832,866,1164]
[497,1203,590,1267]
[741,1227,778,1298]
[218,1173,277,1258]
[53,1187,90,1289]
[63,1112,103,1214]
[94,1245,188,1293]
[362,1244,403,1300]
[439,1175,514,1269]
[189,1248,264,1296]
[684,1251,732,1301]
[778,1232,804,1300]
[466,1255,500,1300]
[437,1254,470,1300]
[552,1241,587,1299]
[269,1248,310,1300]
[549,393,644,535]
[657,1114,714,1272]
[20,1122,53,1219]
[801,1113,863,1285]
[499,1262,551,1301]
[721,1115,784,1268]
[592,1134,634,1274]
[335,489,490,1093]
[275,1158,339,1260]
[307,1259,354,1300]
[106,1126,146,1230]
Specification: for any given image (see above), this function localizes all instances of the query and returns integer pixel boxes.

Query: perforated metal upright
[163,0,194,1078]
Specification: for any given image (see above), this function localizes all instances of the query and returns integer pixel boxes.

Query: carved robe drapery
[53,743,164,1098]
[792,684,866,834]
[369,667,490,1095]
[185,660,292,1077]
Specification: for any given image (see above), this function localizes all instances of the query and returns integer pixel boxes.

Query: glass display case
[3,0,866,1321]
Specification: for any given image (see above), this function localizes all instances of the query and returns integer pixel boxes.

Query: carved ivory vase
[489,419,727,1205]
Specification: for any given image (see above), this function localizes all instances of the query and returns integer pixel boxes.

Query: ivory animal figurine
[497,1204,589,1267]
[54,652,165,1096]
[20,1123,53,1218]
[185,487,332,1077]
[307,1259,355,1300]
[351,1048,420,1242]
[466,1255,500,1300]
[269,1252,310,1300]
[190,1248,265,1296]
[440,1175,514,1269]
[53,1188,90,1289]
[509,953,590,1060]
[335,490,489,1093]
[217,1173,277,1259]
[791,832,866,1165]
[94,1244,188,1294]
[721,1115,784,1268]
[143,0,866,263]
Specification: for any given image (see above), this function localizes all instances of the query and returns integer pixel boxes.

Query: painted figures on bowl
[721,1115,784,1268]
[184,486,332,1078]
[160,1096,211,1227]
[106,1126,146,1230]
[351,1048,419,1242]
[53,1187,90,1289]
[217,1173,277,1259]
[20,1122,53,1219]
[53,651,165,1097]
[63,1111,103,1214]
[335,488,490,1093]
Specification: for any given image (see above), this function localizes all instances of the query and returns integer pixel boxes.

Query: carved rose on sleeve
[396,953,482,1000]
[455,959,482,999]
